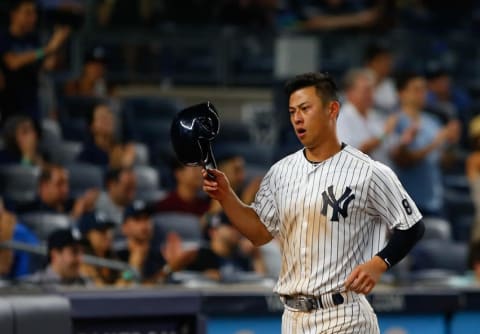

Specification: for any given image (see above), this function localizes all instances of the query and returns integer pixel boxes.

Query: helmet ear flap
[170,101,220,169]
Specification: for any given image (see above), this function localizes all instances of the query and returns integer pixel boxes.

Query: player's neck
[304,138,342,163]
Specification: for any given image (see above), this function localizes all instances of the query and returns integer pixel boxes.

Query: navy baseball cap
[123,200,154,222]
[78,211,116,234]
[47,228,84,253]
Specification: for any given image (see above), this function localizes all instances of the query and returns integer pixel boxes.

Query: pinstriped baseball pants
[281,294,380,334]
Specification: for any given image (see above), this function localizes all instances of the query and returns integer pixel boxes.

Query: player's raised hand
[201,169,231,202]
[344,256,388,295]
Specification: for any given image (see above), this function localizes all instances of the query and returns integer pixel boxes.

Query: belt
[281,292,346,312]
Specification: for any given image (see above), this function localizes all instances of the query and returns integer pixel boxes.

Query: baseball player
[202,72,425,333]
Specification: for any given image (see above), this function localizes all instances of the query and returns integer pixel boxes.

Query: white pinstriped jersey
[251,144,422,296]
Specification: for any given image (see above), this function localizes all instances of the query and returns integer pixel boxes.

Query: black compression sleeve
[376,220,425,269]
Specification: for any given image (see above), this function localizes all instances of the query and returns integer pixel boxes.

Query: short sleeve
[250,167,280,236]
[367,161,422,229]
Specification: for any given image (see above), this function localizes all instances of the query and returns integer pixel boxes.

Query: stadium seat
[6,296,72,334]
[122,97,181,145]
[422,217,452,240]
[20,213,72,241]
[153,212,203,246]
[59,96,109,141]
[214,142,273,167]
[0,165,40,204]
[410,239,468,273]
[133,142,150,165]
[216,121,252,143]
[49,141,82,165]
[66,163,103,197]
[133,166,166,201]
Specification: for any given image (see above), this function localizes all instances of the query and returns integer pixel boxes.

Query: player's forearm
[376,220,425,269]
[220,189,273,246]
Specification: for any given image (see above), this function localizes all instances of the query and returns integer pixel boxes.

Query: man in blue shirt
[390,72,460,216]
[0,203,39,279]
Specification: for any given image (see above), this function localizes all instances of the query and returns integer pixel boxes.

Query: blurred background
[1,0,480,333]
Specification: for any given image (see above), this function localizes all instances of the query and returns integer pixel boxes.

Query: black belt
[281,293,345,312]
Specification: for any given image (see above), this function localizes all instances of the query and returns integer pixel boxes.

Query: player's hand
[201,169,231,202]
[344,256,388,295]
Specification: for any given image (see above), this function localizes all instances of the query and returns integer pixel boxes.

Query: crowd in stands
[1,0,480,291]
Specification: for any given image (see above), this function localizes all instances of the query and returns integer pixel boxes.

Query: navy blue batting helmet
[170,101,220,169]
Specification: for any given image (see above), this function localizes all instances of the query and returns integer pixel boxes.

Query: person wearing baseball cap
[64,46,111,97]
[26,228,89,288]
[78,211,119,285]
[117,200,195,284]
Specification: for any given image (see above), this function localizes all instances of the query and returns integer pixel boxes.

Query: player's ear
[329,101,340,120]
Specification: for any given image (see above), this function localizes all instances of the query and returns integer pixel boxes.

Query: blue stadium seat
[153,212,203,246]
[48,141,82,165]
[410,239,468,273]
[66,163,103,197]
[122,97,181,146]
[20,212,72,241]
[422,217,452,240]
[133,166,166,201]
[0,165,40,204]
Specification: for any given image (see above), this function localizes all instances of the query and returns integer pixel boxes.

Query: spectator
[95,167,136,225]
[390,72,460,216]
[337,68,397,165]
[0,115,47,166]
[466,115,480,242]
[186,213,266,281]
[425,65,472,147]
[209,152,261,214]
[469,240,480,282]
[77,211,120,286]
[65,46,111,97]
[117,200,194,284]
[0,0,70,125]
[364,42,398,114]
[155,159,210,217]
[77,103,136,168]
[26,228,90,287]
[0,200,39,279]
[17,164,99,218]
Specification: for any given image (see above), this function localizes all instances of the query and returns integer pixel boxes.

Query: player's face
[289,86,339,148]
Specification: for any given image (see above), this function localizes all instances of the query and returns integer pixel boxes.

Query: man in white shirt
[337,68,397,165]
[364,43,398,114]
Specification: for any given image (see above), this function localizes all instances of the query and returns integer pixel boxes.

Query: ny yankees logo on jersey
[321,185,355,222]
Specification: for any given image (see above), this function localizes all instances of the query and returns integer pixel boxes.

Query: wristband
[35,48,45,60]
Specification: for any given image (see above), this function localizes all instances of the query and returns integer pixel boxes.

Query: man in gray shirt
[26,228,90,288]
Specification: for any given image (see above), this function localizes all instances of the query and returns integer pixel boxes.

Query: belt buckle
[292,296,315,312]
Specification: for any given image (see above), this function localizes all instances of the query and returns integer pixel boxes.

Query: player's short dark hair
[364,43,391,64]
[9,0,35,12]
[284,72,339,105]
[394,71,423,92]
